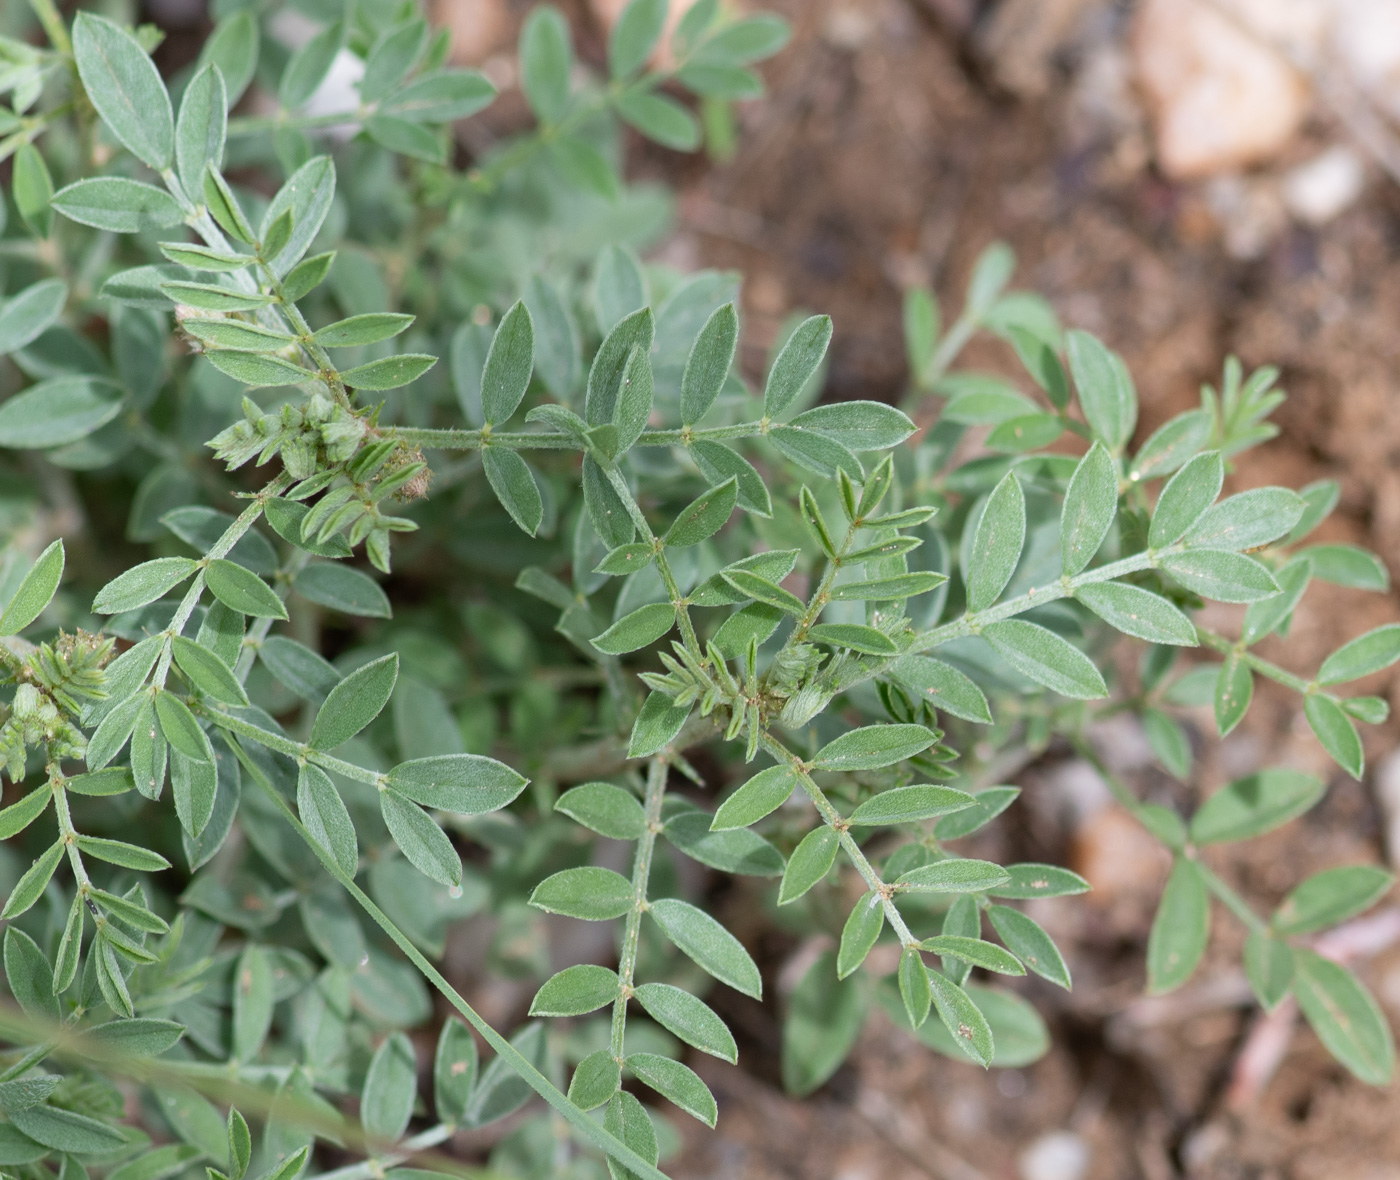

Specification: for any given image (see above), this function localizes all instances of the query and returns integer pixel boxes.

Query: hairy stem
[761,733,918,947]
[611,756,668,1059]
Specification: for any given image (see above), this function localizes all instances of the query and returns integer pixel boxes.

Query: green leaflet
[1149,450,1223,549]
[0,539,63,636]
[93,557,197,614]
[557,782,646,840]
[380,789,461,886]
[985,906,1069,988]
[777,827,838,904]
[1214,652,1253,737]
[1243,930,1294,1010]
[1060,443,1117,576]
[1160,549,1279,603]
[648,897,762,997]
[1146,857,1209,993]
[362,1032,416,1142]
[896,858,1010,894]
[294,563,392,618]
[1075,582,1197,646]
[480,301,534,424]
[965,471,1025,611]
[0,280,68,354]
[1183,487,1304,551]
[1305,694,1364,779]
[206,559,287,619]
[987,863,1090,898]
[1187,772,1316,845]
[1273,866,1394,935]
[848,785,974,826]
[520,8,572,124]
[711,765,798,830]
[664,477,738,547]
[311,653,399,749]
[1293,950,1395,1084]
[1318,623,1400,685]
[632,983,738,1063]
[297,764,358,877]
[73,13,174,171]
[530,866,633,920]
[627,1052,717,1126]
[764,314,832,416]
[681,302,739,424]
[781,950,867,1096]
[980,619,1107,699]
[812,723,937,771]
[0,376,124,449]
[1066,330,1136,451]
[483,448,545,537]
[889,656,992,724]
[531,964,620,1017]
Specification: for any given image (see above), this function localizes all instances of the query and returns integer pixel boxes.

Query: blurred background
[72,0,1400,1175]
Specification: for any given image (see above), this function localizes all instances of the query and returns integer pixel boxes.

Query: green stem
[1195,628,1329,697]
[226,109,368,138]
[393,420,769,453]
[1070,736,1267,936]
[611,757,668,1060]
[27,0,70,55]
[201,708,382,787]
[601,463,702,656]
[223,737,672,1180]
[151,478,289,690]
[761,733,917,948]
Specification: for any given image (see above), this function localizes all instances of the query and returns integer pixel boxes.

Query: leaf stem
[761,733,918,948]
[611,756,668,1060]
[392,419,770,452]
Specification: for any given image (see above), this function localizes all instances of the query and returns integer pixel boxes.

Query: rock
[591,0,701,67]
[1070,804,1172,906]
[1373,746,1400,867]
[429,0,510,65]
[1329,0,1400,120]
[1283,145,1366,224]
[1134,0,1310,179]
[976,0,1104,99]
[1018,1131,1091,1180]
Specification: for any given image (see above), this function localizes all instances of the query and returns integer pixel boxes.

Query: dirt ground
[637,0,1400,1177]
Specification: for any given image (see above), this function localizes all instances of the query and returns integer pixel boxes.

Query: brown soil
[640,0,1400,1176]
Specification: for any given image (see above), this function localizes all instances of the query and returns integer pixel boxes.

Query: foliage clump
[0,1,1393,1177]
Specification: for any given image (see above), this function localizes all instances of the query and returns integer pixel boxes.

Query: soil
[636,1,1400,1177]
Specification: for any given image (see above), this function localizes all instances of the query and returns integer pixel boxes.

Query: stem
[761,733,918,948]
[201,708,383,787]
[780,515,859,658]
[314,1123,455,1180]
[392,420,769,453]
[49,774,90,896]
[1071,736,1268,936]
[151,477,289,690]
[222,737,672,1180]
[226,110,367,138]
[611,757,668,1059]
[27,0,70,54]
[1196,628,1335,698]
[601,463,702,657]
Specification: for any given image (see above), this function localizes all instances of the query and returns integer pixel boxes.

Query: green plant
[0,1,1394,1177]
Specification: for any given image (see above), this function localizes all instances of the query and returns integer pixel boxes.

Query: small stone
[1018,1131,1090,1180]
[1134,0,1310,178]
[1283,145,1366,224]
